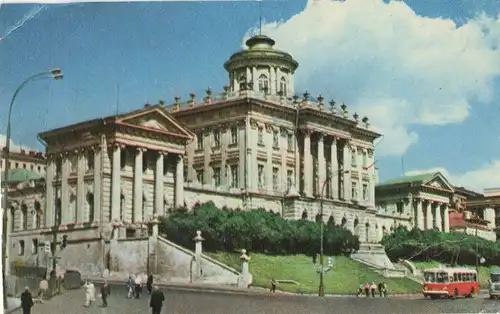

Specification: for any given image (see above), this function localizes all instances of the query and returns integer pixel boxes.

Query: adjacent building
[6,34,386,274]
[375,172,453,241]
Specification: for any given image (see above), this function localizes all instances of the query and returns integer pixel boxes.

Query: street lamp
[2,68,64,309]
[317,169,349,297]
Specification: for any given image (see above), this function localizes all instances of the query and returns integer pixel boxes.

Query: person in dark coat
[147,273,153,295]
[149,285,165,314]
[21,287,34,314]
[100,280,110,307]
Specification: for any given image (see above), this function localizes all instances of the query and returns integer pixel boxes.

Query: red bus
[422,267,479,299]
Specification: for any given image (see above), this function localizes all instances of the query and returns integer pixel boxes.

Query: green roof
[1,168,43,183]
[379,172,437,186]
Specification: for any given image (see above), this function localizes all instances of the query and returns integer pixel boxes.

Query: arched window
[21,204,28,230]
[87,192,94,222]
[258,74,269,93]
[341,217,347,227]
[34,201,42,229]
[239,75,247,90]
[315,213,322,223]
[327,215,335,227]
[280,77,287,96]
[120,194,126,222]
[301,210,308,220]
[55,198,62,226]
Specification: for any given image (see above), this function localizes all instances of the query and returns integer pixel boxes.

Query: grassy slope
[413,261,500,289]
[207,252,422,294]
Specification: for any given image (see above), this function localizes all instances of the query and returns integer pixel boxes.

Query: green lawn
[206,252,422,295]
[413,261,500,289]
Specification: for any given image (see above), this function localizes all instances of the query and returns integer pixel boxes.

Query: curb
[5,307,20,314]
[83,277,424,298]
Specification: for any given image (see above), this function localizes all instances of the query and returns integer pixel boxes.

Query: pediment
[117,107,193,139]
[423,172,454,192]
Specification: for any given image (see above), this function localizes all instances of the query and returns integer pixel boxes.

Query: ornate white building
[7,34,389,273]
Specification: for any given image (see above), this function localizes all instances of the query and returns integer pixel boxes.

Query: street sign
[44,242,51,253]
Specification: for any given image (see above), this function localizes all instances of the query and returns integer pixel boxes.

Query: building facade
[374,172,453,241]
[1,147,46,175]
[6,34,384,273]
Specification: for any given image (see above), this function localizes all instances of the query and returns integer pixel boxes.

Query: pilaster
[93,145,102,223]
[435,202,442,231]
[317,133,326,196]
[45,156,55,227]
[76,149,85,224]
[303,129,313,197]
[330,136,338,199]
[342,141,351,200]
[424,201,432,230]
[414,198,424,230]
[155,151,165,217]
[111,143,121,222]
[175,155,184,207]
[134,147,144,223]
[61,152,70,224]
[442,205,450,232]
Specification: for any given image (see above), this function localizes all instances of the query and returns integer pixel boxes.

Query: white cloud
[248,0,500,156]
[0,134,36,153]
[405,161,500,191]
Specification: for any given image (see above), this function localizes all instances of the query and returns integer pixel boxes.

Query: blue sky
[1,0,500,190]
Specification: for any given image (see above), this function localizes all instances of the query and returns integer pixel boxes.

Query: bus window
[454,274,458,282]
[449,276,454,282]
[424,272,436,282]
[458,273,462,282]
[464,273,469,282]
[436,273,449,283]
[473,273,477,282]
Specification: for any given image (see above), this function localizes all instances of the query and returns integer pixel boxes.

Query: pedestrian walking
[364,283,370,297]
[370,282,377,297]
[150,285,165,314]
[127,275,135,299]
[357,283,363,297]
[21,287,34,314]
[38,279,48,303]
[83,280,94,307]
[135,275,142,299]
[100,280,110,307]
[382,282,388,297]
[147,273,154,295]
[270,278,277,293]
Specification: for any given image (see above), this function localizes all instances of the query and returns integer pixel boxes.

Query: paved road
[14,284,500,314]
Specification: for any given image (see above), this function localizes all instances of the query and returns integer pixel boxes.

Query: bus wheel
[453,288,459,299]
[430,295,439,300]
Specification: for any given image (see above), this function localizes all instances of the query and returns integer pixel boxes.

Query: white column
[269,66,275,95]
[343,141,351,200]
[246,67,251,86]
[155,151,165,217]
[232,73,238,92]
[317,134,326,196]
[303,129,313,197]
[330,137,338,199]
[415,199,424,230]
[425,201,432,230]
[93,145,102,223]
[435,202,442,231]
[61,153,69,224]
[276,67,282,93]
[367,149,375,206]
[45,156,55,227]
[252,66,257,91]
[111,144,121,222]
[289,72,294,97]
[76,149,85,224]
[443,205,450,232]
[175,155,184,207]
[134,148,144,223]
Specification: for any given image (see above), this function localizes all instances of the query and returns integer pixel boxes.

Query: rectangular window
[213,167,221,187]
[213,130,221,148]
[287,170,294,190]
[351,151,357,167]
[86,151,94,171]
[230,127,238,145]
[197,169,204,184]
[363,184,368,201]
[273,167,279,191]
[19,240,25,256]
[258,127,264,145]
[230,164,239,188]
[197,132,204,150]
[258,165,265,189]
[396,202,404,214]
[287,133,294,151]
[273,131,279,148]
[32,239,38,254]
[351,182,358,200]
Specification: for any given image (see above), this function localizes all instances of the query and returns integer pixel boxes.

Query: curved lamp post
[2,68,64,309]
[317,169,349,297]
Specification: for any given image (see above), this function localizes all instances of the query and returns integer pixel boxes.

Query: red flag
[366,160,378,169]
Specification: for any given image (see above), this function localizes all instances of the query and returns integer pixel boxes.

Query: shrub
[159,201,359,256]
[381,226,500,266]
